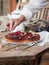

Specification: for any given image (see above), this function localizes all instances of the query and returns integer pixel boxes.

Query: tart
[5,31,40,44]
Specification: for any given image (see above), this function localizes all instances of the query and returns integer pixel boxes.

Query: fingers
[5,19,21,31]
[12,21,17,30]
[12,19,21,30]
[5,19,13,31]
[10,19,14,30]
[5,22,10,31]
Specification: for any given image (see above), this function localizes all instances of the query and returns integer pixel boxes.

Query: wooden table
[0,32,49,65]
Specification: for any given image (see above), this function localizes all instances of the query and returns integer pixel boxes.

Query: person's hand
[5,18,22,31]
[5,15,26,31]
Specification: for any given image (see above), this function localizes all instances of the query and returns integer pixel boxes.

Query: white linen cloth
[37,31,49,46]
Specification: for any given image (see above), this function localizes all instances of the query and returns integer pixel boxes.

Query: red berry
[15,31,22,36]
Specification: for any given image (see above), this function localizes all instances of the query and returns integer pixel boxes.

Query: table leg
[34,55,43,65]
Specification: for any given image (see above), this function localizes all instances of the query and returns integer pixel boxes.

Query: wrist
[19,15,26,23]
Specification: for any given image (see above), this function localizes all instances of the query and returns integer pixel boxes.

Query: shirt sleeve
[21,0,49,20]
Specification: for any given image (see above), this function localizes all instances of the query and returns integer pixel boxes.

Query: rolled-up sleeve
[21,6,33,20]
[21,0,49,20]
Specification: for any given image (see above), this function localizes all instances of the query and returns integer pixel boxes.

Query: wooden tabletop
[0,31,49,61]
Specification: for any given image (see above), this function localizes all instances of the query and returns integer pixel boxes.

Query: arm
[21,0,49,21]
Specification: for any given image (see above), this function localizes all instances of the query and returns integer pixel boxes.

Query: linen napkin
[37,31,49,46]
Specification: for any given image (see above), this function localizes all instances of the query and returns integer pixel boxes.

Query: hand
[5,15,26,31]
[5,18,22,31]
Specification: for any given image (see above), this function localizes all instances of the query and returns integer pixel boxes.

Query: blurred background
[0,0,29,15]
